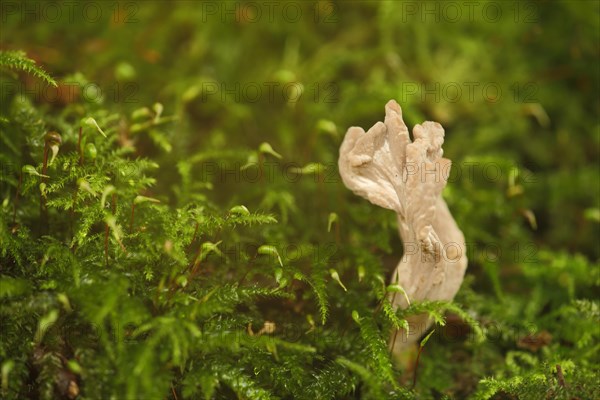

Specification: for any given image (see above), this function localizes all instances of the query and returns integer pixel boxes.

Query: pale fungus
[338,100,468,355]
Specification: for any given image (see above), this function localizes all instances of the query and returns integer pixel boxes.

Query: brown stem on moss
[78,126,84,165]
[390,329,400,355]
[105,194,118,265]
[387,290,400,354]
[70,142,79,239]
[41,143,49,177]
[40,132,62,229]
[189,246,202,277]
[190,222,199,245]
[40,144,49,211]
[104,223,109,265]
[130,202,136,232]
[556,364,566,387]
[39,144,50,232]
[185,222,200,258]
[69,190,77,239]
[12,170,22,225]
[411,345,425,389]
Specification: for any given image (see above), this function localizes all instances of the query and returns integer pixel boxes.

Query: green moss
[1,2,598,398]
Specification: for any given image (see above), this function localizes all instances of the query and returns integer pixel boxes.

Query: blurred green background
[2,0,598,258]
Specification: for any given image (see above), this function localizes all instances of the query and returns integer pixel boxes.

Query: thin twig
[78,126,83,165]
[189,222,199,247]
[12,170,22,225]
[411,345,424,389]
[130,202,136,231]
[389,328,400,355]
[104,223,109,265]
[556,364,566,387]
[40,144,49,231]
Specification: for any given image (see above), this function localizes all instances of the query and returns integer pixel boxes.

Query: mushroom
[338,100,468,355]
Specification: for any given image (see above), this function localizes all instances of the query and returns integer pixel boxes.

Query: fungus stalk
[338,100,468,355]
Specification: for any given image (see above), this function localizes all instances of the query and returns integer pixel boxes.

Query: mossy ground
[1,2,598,399]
